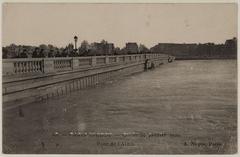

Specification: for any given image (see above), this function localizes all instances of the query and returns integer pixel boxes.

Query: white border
[0,1,238,157]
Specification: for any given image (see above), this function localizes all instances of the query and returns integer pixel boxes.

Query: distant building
[125,42,139,54]
[106,43,114,55]
[225,37,237,55]
[150,38,237,59]
[225,38,237,50]
[90,42,115,55]
[225,37,237,46]
[150,43,198,57]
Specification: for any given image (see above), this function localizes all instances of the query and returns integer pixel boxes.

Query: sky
[2,3,238,48]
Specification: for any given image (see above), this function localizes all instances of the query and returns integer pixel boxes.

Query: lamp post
[74,36,78,50]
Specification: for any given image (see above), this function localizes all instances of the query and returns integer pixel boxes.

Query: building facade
[125,42,139,54]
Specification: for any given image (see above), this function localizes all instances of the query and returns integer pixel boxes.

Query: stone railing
[53,58,72,72]
[3,58,44,76]
[3,53,170,77]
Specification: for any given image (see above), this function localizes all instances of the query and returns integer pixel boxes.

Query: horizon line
[2,37,237,49]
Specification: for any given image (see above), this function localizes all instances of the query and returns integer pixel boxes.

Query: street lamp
[74,36,78,50]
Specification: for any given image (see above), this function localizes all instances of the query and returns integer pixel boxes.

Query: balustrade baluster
[39,61,42,72]
[36,61,39,72]
[26,62,29,72]
[25,62,28,73]
[23,62,26,73]
[19,62,22,73]
[17,62,21,73]
[31,61,34,72]
[32,62,34,72]
[24,62,27,73]
[15,62,18,73]
[14,62,17,74]
[19,62,21,73]
[30,61,33,72]
[20,62,23,73]
[34,62,36,72]
[37,62,39,71]
[22,62,24,73]
[28,62,31,72]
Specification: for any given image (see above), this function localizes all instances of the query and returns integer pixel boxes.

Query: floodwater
[3,60,237,154]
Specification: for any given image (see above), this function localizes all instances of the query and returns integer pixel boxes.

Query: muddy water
[3,60,237,154]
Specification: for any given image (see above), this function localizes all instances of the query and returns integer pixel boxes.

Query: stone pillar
[3,61,15,75]
[136,55,139,62]
[72,57,79,70]
[91,56,97,66]
[44,58,55,74]
[105,56,109,64]
[129,56,132,62]
[116,56,119,63]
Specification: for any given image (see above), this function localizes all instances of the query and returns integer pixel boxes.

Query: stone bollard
[91,56,97,67]
[72,57,79,70]
[105,56,109,64]
[3,61,14,76]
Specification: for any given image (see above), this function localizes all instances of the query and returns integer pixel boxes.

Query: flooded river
[3,60,237,154]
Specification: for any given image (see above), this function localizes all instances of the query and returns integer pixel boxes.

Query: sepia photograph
[1,1,238,155]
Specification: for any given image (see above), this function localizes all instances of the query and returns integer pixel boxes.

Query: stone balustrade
[3,53,174,108]
[3,53,170,77]
[3,58,44,76]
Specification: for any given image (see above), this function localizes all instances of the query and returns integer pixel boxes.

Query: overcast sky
[2,3,237,48]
